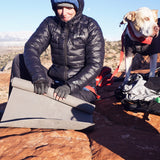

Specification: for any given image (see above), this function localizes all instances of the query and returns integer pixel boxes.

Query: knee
[12,54,23,67]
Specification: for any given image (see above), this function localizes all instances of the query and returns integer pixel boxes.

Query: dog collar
[127,23,153,45]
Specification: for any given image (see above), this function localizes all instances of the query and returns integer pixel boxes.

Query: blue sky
[0,0,160,40]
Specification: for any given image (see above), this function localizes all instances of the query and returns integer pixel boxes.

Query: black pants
[9,54,96,103]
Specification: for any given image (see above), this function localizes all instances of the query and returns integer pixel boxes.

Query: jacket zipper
[63,24,69,82]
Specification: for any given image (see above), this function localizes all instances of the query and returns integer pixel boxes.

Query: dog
[120,7,159,84]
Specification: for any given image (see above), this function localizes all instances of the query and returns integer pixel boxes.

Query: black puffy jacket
[24,0,105,93]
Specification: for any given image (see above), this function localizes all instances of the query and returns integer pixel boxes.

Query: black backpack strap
[121,99,150,120]
[121,98,160,119]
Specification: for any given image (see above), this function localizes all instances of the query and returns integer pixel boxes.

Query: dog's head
[120,7,159,38]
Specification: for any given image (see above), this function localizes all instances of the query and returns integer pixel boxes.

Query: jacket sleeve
[67,18,105,93]
[23,17,51,82]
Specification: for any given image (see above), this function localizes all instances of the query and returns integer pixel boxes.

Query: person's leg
[9,54,53,96]
[71,89,96,103]
[9,54,31,96]
[149,53,157,77]
[11,54,32,79]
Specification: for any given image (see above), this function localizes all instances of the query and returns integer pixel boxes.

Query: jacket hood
[51,0,84,20]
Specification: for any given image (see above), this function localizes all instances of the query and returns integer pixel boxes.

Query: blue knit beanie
[52,0,79,9]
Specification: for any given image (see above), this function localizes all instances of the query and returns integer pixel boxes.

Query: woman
[9,0,105,103]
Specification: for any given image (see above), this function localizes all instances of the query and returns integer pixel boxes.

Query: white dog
[120,7,159,83]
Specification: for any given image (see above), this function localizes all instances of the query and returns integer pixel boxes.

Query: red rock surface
[0,128,92,160]
[0,71,160,160]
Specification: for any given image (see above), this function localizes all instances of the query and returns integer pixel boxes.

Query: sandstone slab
[0,129,92,160]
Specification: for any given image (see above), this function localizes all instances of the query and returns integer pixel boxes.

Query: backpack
[96,66,113,88]
[85,66,113,99]
[115,73,160,117]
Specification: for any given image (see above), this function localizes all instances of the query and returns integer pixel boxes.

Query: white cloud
[0,31,32,42]
[0,31,33,46]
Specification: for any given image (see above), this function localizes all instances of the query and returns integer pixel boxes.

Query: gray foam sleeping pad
[0,78,95,130]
